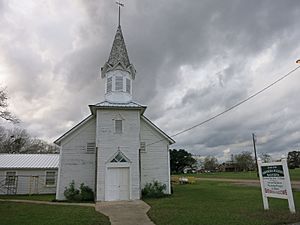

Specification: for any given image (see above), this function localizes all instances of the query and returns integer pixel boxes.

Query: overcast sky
[0,0,300,161]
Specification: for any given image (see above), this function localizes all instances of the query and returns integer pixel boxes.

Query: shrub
[64,181,94,201]
[80,183,94,201]
[142,180,167,198]
[64,180,80,201]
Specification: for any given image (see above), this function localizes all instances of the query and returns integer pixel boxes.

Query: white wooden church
[54,20,175,201]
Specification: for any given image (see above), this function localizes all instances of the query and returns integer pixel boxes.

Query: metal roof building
[0,154,59,169]
[0,154,59,195]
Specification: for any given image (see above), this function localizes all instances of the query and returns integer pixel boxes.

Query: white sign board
[258,158,295,213]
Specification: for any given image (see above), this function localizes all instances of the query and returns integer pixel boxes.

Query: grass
[183,168,300,181]
[0,201,110,225]
[145,181,300,225]
[0,194,55,202]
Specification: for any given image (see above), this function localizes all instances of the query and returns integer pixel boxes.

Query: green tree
[203,156,218,171]
[170,149,196,174]
[234,151,255,171]
[287,151,300,169]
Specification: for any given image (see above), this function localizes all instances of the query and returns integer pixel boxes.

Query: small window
[115,76,123,91]
[107,77,112,92]
[140,142,146,152]
[5,172,16,186]
[45,171,56,186]
[126,78,131,93]
[111,152,128,163]
[87,142,96,153]
[115,120,122,134]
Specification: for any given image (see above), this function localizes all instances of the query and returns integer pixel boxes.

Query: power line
[146,65,300,147]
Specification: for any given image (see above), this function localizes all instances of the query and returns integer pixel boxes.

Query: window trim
[115,119,123,134]
[45,171,56,187]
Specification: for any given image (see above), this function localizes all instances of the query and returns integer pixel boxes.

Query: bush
[64,180,80,201]
[142,180,167,198]
[64,181,94,201]
[80,183,94,201]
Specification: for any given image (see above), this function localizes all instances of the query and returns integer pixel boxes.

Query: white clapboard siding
[140,118,170,194]
[56,117,96,200]
[96,109,141,201]
[0,169,57,195]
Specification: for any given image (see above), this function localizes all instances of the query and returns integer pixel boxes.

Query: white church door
[106,167,130,201]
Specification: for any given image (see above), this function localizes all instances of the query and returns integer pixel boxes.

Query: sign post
[258,157,295,213]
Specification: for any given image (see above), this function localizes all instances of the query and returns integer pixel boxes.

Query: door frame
[105,162,131,201]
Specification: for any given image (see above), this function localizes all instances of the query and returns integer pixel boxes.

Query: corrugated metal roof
[95,100,146,108]
[0,154,59,169]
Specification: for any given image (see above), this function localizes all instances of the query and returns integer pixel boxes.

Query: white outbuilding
[55,22,175,201]
[0,154,59,195]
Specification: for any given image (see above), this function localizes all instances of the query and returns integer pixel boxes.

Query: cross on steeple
[116,1,124,26]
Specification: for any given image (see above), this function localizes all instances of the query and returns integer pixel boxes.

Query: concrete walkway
[96,200,155,225]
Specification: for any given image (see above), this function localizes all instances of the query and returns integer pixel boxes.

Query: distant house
[0,154,59,195]
[218,162,241,172]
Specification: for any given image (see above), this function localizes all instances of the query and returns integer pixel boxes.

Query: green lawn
[0,194,55,202]
[145,181,300,225]
[0,202,110,225]
[184,168,300,181]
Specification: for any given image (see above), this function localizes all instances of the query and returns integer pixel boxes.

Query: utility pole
[252,133,259,177]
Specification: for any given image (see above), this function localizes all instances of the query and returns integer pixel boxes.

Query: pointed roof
[108,25,130,68]
[101,25,136,79]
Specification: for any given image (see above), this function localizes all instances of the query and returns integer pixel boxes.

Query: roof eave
[141,115,175,145]
[54,115,95,146]
[89,104,147,115]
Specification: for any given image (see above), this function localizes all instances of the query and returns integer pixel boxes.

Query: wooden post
[257,159,269,210]
[282,157,296,213]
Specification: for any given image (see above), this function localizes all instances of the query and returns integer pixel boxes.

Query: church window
[126,78,131,93]
[115,76,123,91]
[86,142,96,153]
[111,152,128,163]
[107,77,112,92]
[115,120,122,134]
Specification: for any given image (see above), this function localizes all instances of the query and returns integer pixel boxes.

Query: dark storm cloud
[1,0,300,160]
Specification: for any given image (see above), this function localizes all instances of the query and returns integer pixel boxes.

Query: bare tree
[0,127,30,153]
[204,156,218,171]
[0,88,19,123]
[0,126,59,154]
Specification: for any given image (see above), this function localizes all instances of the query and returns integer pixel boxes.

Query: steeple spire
[107,25,130,68]
[101,4,136,79]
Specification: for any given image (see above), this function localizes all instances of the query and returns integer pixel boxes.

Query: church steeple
[101,25,135,78]
[101,10,136,103]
